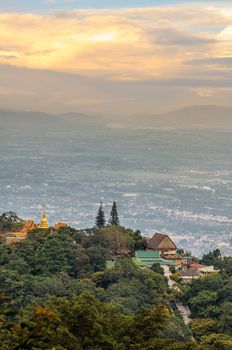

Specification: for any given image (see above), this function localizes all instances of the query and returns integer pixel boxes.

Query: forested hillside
[0,222,231,349]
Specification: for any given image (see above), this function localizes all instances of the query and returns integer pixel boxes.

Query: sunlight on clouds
[89,32,116,42]
[0,4,230,81]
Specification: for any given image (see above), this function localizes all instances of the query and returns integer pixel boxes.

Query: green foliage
[184,270,232,347]
[130,229,146,251]
[189,290,219,318]
[0,292,197,350]
[190,318,218,338]
[108,201,120,226]
[201,249,221,266]
[0,221,231,349]
[200,333,232,349]
[95,202,106,228]
[99,225,146,254]
[0,212,24,233]
[99,225,132,253]
[216,256,232,277]
[171,271,182,283]
[151,263,164,275]
[169,266,176,274]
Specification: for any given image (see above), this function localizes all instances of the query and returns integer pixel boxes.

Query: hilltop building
[5,210,68,244]
[146,232,191,266]
[147,233,177,254]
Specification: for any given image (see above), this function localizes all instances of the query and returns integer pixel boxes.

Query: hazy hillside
[0,109,102,136]
[1,105,232,133]
[111,105,232,129]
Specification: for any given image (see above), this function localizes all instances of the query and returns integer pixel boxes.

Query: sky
[0,1,232,114]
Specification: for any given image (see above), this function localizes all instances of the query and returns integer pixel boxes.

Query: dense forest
[0,212,231,349]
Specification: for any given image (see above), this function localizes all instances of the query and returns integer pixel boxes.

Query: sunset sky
[1,0,232,114]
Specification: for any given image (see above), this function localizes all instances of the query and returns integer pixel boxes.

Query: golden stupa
[39,210,49,229]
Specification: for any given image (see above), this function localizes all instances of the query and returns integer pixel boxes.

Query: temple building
[147,233,177,255]
[5,210,68,244]
[5,220,38,244]
[39,211,49,229]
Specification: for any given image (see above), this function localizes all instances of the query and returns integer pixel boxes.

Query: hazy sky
[0,1,232,114]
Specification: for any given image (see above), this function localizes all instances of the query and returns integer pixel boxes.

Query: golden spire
[39,210,49,229]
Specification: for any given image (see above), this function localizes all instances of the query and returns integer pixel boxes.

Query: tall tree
[109,201,120,226]
[95,202,106,228]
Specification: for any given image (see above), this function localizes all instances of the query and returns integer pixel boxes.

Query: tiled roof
[147,233,177,250]
[189,262,206,270]
[20,220,37,233]
[181,268,200,277]
[54,222,68,229]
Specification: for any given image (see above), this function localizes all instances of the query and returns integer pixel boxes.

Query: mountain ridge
[1,104,232,130]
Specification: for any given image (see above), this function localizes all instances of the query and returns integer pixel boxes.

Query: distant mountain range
[115,105,232,129]
[1,105,232,131]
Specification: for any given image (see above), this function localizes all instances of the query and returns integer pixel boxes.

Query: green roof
[159,258,176,266]
[135,250,160,259]
[133,256,176,267]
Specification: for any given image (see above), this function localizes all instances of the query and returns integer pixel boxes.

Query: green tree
[189,290,219,318]
[201,249,221,266]
[99,226,131,253]
[151,263,164,275]
[190,318,217,339]
[0,212,24,233]
[130,230,146,251]
[95,202,106,228]
[216,256,232,277]
[109,202,120,226]
[201,333,232,349]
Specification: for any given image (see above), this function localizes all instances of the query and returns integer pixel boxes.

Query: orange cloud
[0,4,230,81]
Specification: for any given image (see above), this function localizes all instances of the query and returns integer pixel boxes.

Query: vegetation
[0,212,24,233]
[183,256,232,349]
[95,202,106,228]
[0,213,231,349]
[108,201,120,226]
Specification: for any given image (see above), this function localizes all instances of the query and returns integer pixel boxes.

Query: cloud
[0,4,229,81]
[0,3,232,112]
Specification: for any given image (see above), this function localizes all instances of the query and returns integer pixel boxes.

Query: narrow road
[163,265,191,325]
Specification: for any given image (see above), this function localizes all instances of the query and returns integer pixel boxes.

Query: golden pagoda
[39,210,49,229]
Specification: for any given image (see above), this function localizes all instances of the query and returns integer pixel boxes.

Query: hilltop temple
[5,210,67,244]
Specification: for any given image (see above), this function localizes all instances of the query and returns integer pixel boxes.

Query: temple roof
[54,222,68,229]
[147,233,177,250]
[20,220,38,233]
[134,250,176,266]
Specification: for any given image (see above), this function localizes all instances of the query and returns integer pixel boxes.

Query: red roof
[147,233,177,250]
[188,262,206,270]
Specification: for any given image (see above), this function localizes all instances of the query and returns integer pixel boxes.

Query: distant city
[1,108,232,256]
